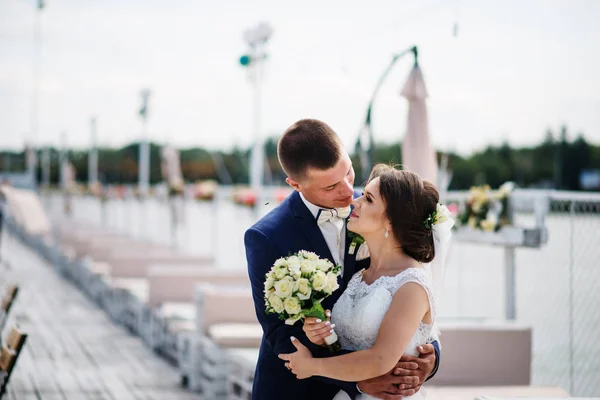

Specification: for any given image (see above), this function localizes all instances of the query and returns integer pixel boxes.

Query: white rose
[326,272,340,293]
[283,296,302,315]
[287,255,300,265]
[294,278,312,300]
[300,260,316,274]
[316,259,333,272]
[264,276,275,291]
[268,294,284,313]
[274,277,294,299]
[288,262,301,278]
[312,271,328,292]
[274,266,288,280]
[435,204,451,225]
[299,250,319,261]
[287,256,301,272]
[267,270,277,280]
[274,258,288,268]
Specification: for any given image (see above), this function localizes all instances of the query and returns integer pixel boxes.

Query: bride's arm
[280,282,430,382]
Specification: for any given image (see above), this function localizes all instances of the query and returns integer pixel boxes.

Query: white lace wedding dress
[330,267,438,400]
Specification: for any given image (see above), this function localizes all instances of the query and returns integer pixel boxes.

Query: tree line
[0,126,598,191]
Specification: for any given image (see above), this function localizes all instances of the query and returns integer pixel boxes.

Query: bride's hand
[303,311,336,346]
[278,337,315,379]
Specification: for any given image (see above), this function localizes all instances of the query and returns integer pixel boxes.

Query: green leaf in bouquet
[301,300,327,322]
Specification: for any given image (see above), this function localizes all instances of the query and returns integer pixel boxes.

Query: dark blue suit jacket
[245,190,440,400]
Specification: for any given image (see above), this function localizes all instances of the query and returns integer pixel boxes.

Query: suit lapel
[342,223,357,287]
[342,191,364,287]
[290,191,335,265]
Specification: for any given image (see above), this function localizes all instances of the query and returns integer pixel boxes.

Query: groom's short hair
[277,119,343,180]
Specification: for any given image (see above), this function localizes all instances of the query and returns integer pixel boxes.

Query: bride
[279,165,453,399]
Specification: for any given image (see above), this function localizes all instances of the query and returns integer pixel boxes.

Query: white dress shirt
[300,193,346,271]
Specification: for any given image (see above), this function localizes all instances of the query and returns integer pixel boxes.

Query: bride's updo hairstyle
[368,164,439,263]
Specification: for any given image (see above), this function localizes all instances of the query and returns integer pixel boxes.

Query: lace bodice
[331,267,439,358]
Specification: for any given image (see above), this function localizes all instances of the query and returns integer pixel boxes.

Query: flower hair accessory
[424,203,451,230]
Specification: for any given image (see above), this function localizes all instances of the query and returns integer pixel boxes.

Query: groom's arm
[245,228,360,398]
[315,344,440,399]
[354,343,439,398]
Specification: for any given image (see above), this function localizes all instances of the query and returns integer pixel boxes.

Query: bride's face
[347,177,388,237]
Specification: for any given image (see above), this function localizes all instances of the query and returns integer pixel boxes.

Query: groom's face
[289,154,355,209]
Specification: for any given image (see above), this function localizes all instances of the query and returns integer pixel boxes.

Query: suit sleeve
[245,227,360,398]
[426,339,441,381]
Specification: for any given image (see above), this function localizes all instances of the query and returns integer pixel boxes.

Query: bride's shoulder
[389,267,433,289]
[399,266,431,278]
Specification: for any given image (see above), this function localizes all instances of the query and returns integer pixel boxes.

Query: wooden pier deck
[0,235,202,400]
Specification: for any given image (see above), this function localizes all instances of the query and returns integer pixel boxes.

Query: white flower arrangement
[264,251,342,325]
[459,182,515,232]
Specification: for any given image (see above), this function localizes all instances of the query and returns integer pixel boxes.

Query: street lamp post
[41,145,50,189]
[59,131,72,215]
[59,132,67,192]
[28,0,45,188]
[356,46,418,183]
[89,117,98,189]
[239,22,273,208]
[138,89,151,199]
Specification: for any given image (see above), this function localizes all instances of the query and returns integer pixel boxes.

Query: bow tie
[316,207,351,226]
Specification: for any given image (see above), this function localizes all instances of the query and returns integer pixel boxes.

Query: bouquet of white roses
[264,250,342,352]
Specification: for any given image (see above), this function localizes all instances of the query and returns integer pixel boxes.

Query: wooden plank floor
[0,234,202,400]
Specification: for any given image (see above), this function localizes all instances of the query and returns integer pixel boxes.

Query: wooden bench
[182,284,261,395]
[63,240,161,295]
[225,347,259,400]
[143,266,249,351]
[0,325,28,397]
[68,242,175,284]
[0,285,18,334]
[97,256,213,334]
[96,252,212,279]
[0,187,53,267]
[4,326,27,354]
[66,235,153,259]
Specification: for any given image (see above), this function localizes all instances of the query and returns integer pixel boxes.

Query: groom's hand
[356,371,409,400]
[357,344,437,399]
[393,344,436,394]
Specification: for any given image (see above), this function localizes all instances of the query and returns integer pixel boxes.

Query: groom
[245,119,440,400]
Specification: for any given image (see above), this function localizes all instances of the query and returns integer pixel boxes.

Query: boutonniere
[347,231,365,256]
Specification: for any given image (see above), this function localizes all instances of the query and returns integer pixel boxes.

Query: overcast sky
[1,0,599,154]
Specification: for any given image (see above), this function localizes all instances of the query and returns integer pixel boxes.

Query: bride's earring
[384,227,389,238]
